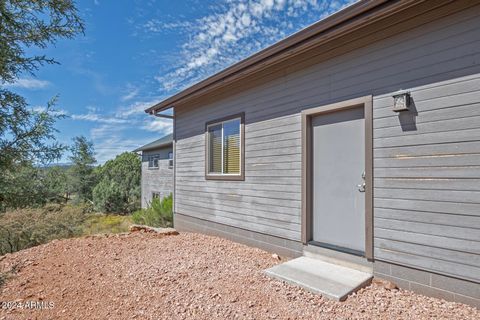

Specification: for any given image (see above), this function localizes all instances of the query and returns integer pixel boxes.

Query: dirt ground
[0,232,478,319]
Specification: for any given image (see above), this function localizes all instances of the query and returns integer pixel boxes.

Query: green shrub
[0,204,89,255]
[92,152,141,214]
[82,214,132,235]
[0,205,139,255]
[92,180,124,213]
[131,194,173,228]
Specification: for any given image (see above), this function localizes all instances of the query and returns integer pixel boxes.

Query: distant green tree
[0,164,73,210]
[0,163,46,210]
[69,136,96,203]
[42,166,73,203]
[93,152,141,214]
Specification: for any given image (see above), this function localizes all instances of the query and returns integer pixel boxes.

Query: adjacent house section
[133,134,173,208]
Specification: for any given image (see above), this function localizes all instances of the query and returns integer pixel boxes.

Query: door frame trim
[301,95,373,260]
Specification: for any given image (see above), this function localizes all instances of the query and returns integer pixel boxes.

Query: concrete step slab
[264,256,373,301]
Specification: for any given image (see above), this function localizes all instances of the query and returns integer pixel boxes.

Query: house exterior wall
[173,3,480,305]
[141,146,173,208]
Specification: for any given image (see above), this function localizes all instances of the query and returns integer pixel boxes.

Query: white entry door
[311,106,366,255]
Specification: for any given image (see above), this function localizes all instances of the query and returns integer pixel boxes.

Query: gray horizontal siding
[371,178,480,191]
[375,208,480,229]
[373,72,480,282]
[374,246,480,283]
[374,153,480,168]
[174,1,480,283]
[141,147,173,208]
[375,198,480,217]
[375,188,480,204]
[374,141,480,159]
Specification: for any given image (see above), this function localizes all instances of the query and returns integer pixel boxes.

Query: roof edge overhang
[133,141,173,153]
[146,0,422,114]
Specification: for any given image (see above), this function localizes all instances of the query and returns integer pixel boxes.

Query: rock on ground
[129,225,179,235]
[0,232,478,320]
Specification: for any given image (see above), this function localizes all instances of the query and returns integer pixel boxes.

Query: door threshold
[308,241,364,257]
[303,243,373,273]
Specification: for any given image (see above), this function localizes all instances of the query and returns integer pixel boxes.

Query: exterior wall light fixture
[392,90,410,112]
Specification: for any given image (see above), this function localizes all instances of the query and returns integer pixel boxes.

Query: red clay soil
[0,232,478,320]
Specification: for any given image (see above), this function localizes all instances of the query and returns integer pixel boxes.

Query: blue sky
[10,0,354,163]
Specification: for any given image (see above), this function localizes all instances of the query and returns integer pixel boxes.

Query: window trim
[168,151,174,169]
[147,154,159,169]
[205,112,245,181]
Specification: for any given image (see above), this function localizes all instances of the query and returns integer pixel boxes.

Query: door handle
[357,182,366,192]
[358,171,366,192]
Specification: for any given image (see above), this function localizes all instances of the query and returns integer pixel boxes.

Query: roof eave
[145,0,419,114]
[133,141,173,153]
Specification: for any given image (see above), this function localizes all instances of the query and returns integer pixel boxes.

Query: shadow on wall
[398,97,418,132]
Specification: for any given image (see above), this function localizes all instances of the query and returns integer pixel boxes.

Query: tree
[0,0,84,170]
[0,0,84,209]
[0,162,46,210]
[42,165,73,203]
[93,152,141,214]
[69,136,96,203]
[0,0,84,84]
[0,163,73,210]
[0,95,66,170]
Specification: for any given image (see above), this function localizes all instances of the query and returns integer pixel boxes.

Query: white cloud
[153,0,356,94]
[73,99,173,163]
[9,78,51,89]
[71,113,128,124]
[142,117,173,133]
[120,84,140,102]
[120,90,138,102]
[32,106,68,116]
[91,120,172,163]
[86,105,98,113]
[117,99,162,117]
[92,132,148,163]
[142,19,194,33]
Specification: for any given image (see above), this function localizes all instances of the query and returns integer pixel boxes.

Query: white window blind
[207,118,241,175]
[223,119,240,174]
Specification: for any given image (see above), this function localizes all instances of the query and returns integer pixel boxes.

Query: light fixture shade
[392,91,410,112]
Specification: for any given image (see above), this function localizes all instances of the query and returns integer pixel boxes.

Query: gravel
[0,232,478,319]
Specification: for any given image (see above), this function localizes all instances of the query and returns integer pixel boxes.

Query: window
[168,151,173,169]
[148,154,159,168]
[152,191,163,201]
[205,113,244,180]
